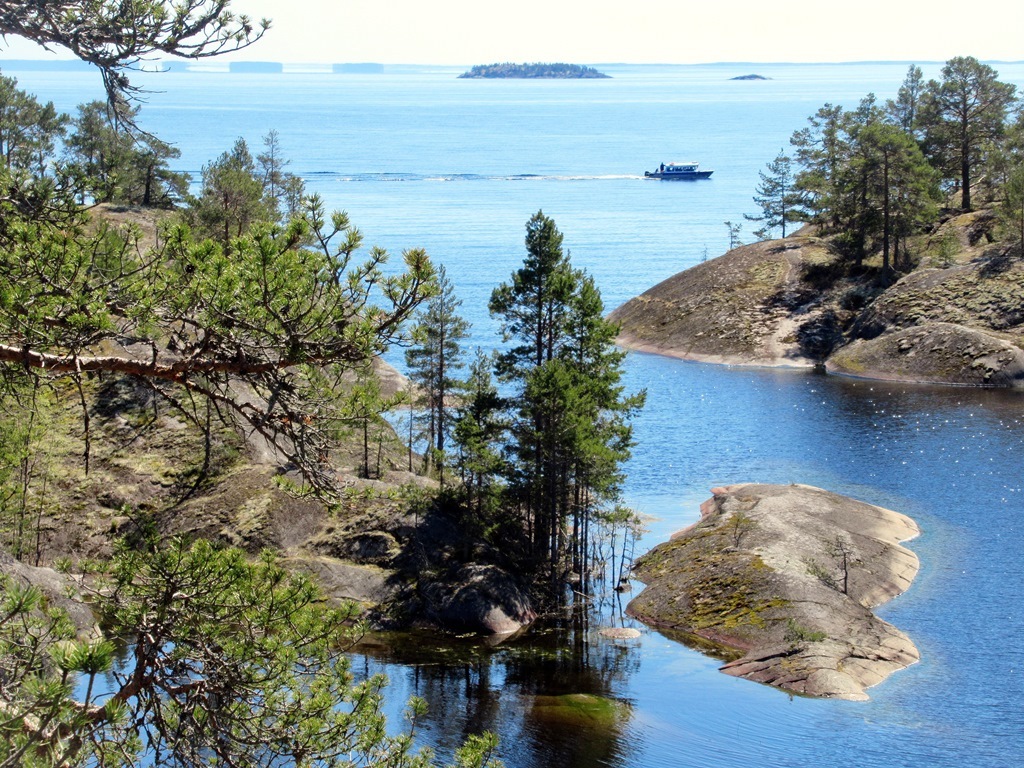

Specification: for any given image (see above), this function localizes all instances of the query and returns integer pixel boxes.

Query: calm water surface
[9,61,1024,766]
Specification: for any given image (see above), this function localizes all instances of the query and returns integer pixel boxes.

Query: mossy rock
[627,484,921,700]
[609,237,831,366]
[531,693,630,726]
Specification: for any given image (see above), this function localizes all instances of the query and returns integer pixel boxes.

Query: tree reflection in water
[352,593,642,768]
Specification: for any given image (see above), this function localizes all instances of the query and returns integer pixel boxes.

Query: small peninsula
[609,214,1024,388]
[627,483,921,700]
[458,62,610,79]
[613,58,1024,390]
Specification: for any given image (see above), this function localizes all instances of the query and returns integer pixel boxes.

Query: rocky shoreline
[609,218,1024,389]
[626,483,920,700]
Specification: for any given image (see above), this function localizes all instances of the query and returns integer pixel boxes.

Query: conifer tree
[257,129,305,219]
[189,137,275,244]
[919,56,1017,210]
[488,212,642,591]
[745,149,797,239]
[0,73,67,175]
[887,64,925,137]
[0,1,269,108]
[789,103,850,227]
[66,100,187,206]
[855,122,938,272]
[452,349,507,534]
[0,539,502,767]
[999,164,1024,248]
[405,264,470,483]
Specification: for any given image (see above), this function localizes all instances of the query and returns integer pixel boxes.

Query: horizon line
[4,57,1024,69]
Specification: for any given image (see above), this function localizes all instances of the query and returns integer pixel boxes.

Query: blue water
[10,60,1024,766]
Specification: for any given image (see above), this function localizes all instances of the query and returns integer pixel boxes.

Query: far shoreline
[615,333,1012,389]
[613,330,816,370]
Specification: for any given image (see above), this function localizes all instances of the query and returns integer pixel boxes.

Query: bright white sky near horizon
[1,0,1021,65]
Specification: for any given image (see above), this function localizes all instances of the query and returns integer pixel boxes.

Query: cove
[362,353,1024,767]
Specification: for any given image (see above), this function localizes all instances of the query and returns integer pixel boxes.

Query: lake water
[8,60,1024,766]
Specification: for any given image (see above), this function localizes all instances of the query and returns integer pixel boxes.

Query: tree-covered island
[458,62,610,78]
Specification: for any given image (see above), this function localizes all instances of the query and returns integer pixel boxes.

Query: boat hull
[644,170,713,180]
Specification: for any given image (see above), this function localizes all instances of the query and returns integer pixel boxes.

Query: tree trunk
[882,155,891,273]
[961,137,972,210]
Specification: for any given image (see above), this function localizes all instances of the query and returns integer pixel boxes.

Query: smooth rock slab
[627,483,921,700]
[599,627,642,639]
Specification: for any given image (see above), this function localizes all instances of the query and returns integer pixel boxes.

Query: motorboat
[644,161,713,180]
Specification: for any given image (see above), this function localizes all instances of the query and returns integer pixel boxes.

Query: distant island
[458,62,610,79]
[731,74,770,80]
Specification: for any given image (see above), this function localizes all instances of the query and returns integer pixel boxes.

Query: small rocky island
[627,483,920,700]
[730,74,770,80]
[458,62,609,79]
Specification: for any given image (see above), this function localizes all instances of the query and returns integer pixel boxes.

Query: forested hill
[458,62,610,78]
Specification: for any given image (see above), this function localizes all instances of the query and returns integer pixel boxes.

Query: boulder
[423,564,536,636]
[828,322,1024,388]
[285,555,401,609]
[0,551,97,636]
[627,483,920,700]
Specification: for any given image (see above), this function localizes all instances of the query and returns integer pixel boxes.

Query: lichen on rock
[627,483,921,700]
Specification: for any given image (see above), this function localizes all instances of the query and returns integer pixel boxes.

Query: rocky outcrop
[850,259,1024,338]
[0,552,97,636]
[828,322,1024,387]
[611,217,1024,388]
[421,564,536,636]
[626,483,920,700]
[608,237,831,368]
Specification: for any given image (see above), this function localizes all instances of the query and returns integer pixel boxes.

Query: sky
[1,0,1022,65]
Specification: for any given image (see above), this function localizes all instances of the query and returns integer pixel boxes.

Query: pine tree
[919,56,1017,210]
[487,212,643,591]
[855,122,938,273]
[789,102,850,227]
[452,349,508,533]
[0,73,67,174]
[1000,164,1024,249]
[745,149,797,239]
[257,129,305,219]
[887,64,925,137]
[723,220,742,250]
[0,539,502,767]
[0,1,269,109]
[190,137,275,244]
[66,100,187,206]
[405,264,470,483]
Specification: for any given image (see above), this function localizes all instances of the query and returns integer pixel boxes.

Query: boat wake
[300,171,645,182]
